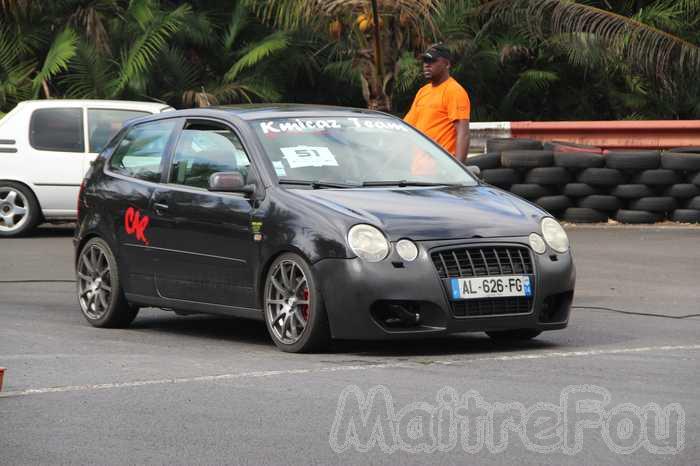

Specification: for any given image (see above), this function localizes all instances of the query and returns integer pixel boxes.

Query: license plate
[450,276,532,300]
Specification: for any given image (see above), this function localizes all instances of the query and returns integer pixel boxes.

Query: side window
[108,120,176,182]
[169,121,252,189]
[88,109,150,153]
[29,108,84,152]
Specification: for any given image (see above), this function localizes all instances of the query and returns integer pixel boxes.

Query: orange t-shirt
[404,77,470,155]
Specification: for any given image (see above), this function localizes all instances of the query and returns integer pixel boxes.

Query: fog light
[529,233,546,254]
[396,239,418,261]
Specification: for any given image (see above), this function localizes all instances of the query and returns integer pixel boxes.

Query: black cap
[422,43,451,62]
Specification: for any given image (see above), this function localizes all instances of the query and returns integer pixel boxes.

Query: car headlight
[541,217,569,253]
[529,233,546,254]
[396,239,418,261]
[348,224,389,262]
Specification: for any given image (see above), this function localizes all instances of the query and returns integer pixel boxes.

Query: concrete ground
[0,225,698,465]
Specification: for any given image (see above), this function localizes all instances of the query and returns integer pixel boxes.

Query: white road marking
[1,344,698,399]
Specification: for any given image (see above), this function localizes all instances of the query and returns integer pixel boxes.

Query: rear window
[29,108,84,152]
[108,120,177,183]
[88,109,150,153]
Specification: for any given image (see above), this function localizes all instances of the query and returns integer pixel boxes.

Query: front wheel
[77,237,138,328]
[263,253,330,353]
[0,182,40,237]
[486,329,542,342]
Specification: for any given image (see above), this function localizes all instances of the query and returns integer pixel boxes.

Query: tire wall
[473,139,700,224]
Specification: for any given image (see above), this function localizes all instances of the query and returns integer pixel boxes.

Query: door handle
[153,202,169,213]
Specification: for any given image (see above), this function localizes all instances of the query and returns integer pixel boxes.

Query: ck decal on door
[124,207,150,245]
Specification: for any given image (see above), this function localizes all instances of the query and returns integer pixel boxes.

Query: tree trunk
[42,80,51,99]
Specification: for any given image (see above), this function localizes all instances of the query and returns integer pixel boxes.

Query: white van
[0,100,173,237]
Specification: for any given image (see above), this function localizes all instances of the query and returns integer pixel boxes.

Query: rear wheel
[77,237,138,328]
[263,253,330,353]
[486,329,542,341]
[0,182,40,237]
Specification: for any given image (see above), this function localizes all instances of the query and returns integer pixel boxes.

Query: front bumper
[314,236,575,340]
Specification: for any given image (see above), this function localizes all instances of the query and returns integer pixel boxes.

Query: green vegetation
[2,0,700,120]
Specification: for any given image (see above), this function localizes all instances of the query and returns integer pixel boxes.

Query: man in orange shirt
[404,44,471,163]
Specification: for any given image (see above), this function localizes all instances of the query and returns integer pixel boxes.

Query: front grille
[451,297,532,317]
[431,246,533,279]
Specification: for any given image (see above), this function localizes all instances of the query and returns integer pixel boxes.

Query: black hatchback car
[74,105,575,352]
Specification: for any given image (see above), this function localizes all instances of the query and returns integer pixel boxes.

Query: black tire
[487,137,543,153]
[664,184,700,199]
[0,181,41,237]
[671,209,700,223]
[501,150,554,168]
[509,183,552,200]
[563,183,599,198]
[628,196,677,212]
[577,195,621,211]
[76,237,139,328]
[535,195,572,213]
[615,209,663,224]
[524,166,570,185]
[686,196,700,210]
[482,168,519,187]
[466,152,501,170]
[605,150,660,170]
[263,253,330,353]
[562,207,609,223]
[689,172,700,186]
[487,329,542,341]
[553,151,605,169]
[610,184,654,199]
[577,168,625,186]
[615,209,664,225]
[633,169,680,186]
[661,150,700,171]
[544,141,603,153]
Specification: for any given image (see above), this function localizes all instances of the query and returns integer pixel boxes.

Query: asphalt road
[1,225,698,465]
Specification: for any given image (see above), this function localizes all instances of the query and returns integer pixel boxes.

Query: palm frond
[211,79,282,104]
[114,3,190,93]
[222,1,249,52]
[31,28,78,98]
[481,0,700,78]
[247,0,440,37]
[60,41,116,98]
[224,31,289,82]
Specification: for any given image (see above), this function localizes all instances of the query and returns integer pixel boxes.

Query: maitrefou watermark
[329,384,685,455]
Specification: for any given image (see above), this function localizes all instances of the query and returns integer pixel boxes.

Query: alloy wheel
[77,244,114,320]
[0,187,29,233]
[265,259,311,345]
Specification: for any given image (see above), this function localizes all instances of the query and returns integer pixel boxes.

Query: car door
[84,108,152,174]
[103,118,181,297]
[27,106,86,215]
[150,118,258,309]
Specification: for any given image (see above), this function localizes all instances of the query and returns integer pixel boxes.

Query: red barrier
[510,120,700,150]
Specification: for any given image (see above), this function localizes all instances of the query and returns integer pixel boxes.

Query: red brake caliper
[301,288,310,321]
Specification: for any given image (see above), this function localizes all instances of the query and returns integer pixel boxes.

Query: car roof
[15,99,172,112]
[207,104,393,121]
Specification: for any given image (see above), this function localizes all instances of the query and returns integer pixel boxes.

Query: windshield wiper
[361,180,461,187]
[279,179,360,189]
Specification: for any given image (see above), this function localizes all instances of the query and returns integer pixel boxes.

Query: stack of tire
[469,138,700,224]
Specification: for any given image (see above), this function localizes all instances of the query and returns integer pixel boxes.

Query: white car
[0,100,173,237]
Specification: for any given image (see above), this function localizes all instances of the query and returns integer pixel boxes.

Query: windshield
[251,116,477,187]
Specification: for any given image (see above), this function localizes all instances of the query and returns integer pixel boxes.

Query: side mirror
[465,165,481,179]
[208,171,255,195]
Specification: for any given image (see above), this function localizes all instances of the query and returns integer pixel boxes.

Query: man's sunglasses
[422,56,437,64]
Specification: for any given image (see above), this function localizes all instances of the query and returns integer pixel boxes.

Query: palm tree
[247,0,441,111]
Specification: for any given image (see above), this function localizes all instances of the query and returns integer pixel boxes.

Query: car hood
[290,185,545,241]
